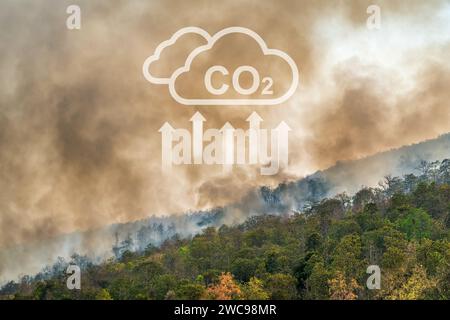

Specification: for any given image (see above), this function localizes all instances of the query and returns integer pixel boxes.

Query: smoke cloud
[0,0,449,266]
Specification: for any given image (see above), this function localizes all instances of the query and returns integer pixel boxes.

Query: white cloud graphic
[143,27,299,105]
[142,27,210,85]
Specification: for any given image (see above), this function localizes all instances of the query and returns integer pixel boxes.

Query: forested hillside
[1,159,450,300]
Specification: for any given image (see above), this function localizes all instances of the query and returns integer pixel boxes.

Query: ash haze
[0,0,450,273]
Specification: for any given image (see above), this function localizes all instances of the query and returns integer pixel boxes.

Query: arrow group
[159,112,291,175]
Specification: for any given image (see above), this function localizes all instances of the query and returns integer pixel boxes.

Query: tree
[306,261,331,299]
[416,239,450,276]
[306,232,322,252]
[353,188,376,212]
[231,258,258,282]
[242,277,269,300]
[293,252,315,294]
[397,208,434,240]
[332,234,365,279]
[206,272,242,300]
[387,265,435,300]
[95,288,112,300]
[175,282,206,299]
[328,272,361,300]
[150,274,178,300]
[264,273,297,300]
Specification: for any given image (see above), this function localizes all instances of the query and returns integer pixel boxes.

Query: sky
[0,0,449,255]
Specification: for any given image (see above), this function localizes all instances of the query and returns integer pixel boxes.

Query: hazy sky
[0,0,450,250]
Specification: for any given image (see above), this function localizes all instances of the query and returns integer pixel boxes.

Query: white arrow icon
[190,111,206,165]
[274,121,291,169]
[221,122,235,172]
[159,122,175,171]
[246,112,263,164]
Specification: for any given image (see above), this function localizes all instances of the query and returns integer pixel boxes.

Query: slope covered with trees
[1,160,450,300]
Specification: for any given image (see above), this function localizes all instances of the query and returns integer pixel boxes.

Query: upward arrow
[190,111,206,122]
[247,112,263,164]
[275,121,291,132]
[190,112,206,164]
[221,122,235,169]
[159,122,175,171]
[246,111,263,126]
[274,121,291,169]
[220,122,235,132]
[159,122,174,133]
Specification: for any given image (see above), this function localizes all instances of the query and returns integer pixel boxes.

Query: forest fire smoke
[0,0,450,282]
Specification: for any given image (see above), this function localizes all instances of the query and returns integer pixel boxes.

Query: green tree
[95,288,112,300]
[397,208,434,240]
[332,234,365,279]
[231,258,258,282]
[242,277,269,300]
[264,273,297,300]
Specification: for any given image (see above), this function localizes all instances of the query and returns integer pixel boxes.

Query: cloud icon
[143,27,299,106]
[142,27,210,85]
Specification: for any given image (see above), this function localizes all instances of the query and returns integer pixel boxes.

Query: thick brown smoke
[0,0,449,254]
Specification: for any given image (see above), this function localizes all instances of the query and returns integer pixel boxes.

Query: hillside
[1,133,450,285]
[1,158,449,300]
